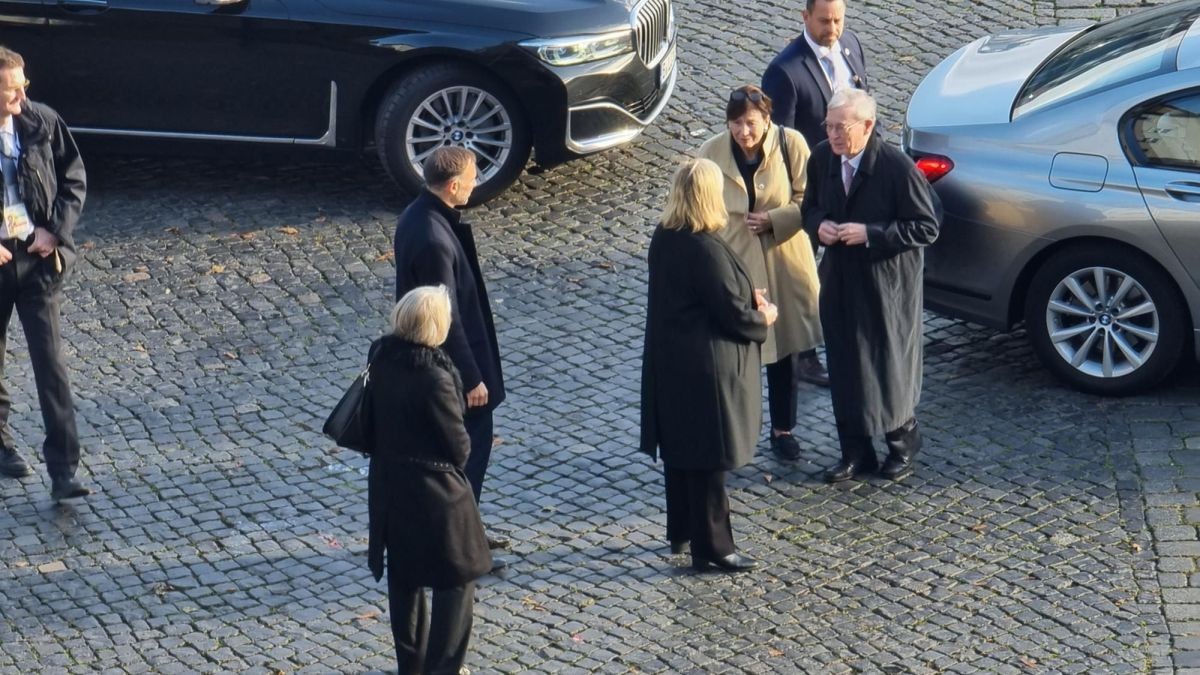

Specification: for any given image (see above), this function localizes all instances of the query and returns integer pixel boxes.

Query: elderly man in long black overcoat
[800,89,939,483]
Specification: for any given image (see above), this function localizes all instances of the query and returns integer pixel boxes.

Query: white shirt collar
[842,151,864,171]
[803,29,842,61]
[0,116,17,158]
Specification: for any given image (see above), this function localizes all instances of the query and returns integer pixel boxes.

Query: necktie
[820,55,836,84]
[842,159,854,195]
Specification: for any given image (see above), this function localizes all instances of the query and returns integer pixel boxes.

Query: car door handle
[58,0,108,9]
[1164,181,1200,202]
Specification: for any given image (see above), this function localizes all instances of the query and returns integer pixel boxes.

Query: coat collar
[711,123,783,191]
[833,131,881,201]
[11,101,47,146]
[416,188,463,227]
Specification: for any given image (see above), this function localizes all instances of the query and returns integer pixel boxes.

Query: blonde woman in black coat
[366,285,490,675]
[640,158,778,573]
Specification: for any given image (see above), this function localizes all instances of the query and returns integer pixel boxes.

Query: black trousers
[463,410,492,503]
[765,354,797,432]
[387,570,475,675]
[664,466,734,558]
[0,241,79,480]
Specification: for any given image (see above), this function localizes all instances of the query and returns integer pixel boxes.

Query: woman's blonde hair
[391,285,452,347]
[661,158,727,233]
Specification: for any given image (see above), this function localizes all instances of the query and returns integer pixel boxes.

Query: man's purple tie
[842,159,854,195]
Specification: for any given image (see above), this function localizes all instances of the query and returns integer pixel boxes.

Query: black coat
[365,336,490,588]
[640,225,768,471]
[393,190,505,412]
[761,30,869,149]
[801,135,939,436]
[7,100,85,275]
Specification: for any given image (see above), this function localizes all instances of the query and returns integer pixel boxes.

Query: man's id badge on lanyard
[3,202,34,241]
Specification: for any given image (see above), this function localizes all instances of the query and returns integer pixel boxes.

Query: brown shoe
[796,355,830,387]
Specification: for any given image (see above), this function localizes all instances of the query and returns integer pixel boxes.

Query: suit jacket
[365,336,490,587]
[761,30,869,149]
[8,100,85,276]
[640,225,768,471]
[393,190,505,412]
[800,135,939,436]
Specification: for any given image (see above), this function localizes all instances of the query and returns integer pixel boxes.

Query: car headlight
[520,31,633,67]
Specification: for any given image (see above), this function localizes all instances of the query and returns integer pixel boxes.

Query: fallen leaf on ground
[375,251,394,262]
[1019,656,1038,668]
[236,232,256,240]
[248,273,271,284]
[278,226,300,236]
[123,272,150,283]
[764,474,774,484]
[355,610,381,623]
[210,264,226,274]
[969,522,987,533]
[164,227,181,236]
[767,647,784,658]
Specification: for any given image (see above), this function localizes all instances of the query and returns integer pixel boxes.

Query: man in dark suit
[0,46,90,502]
[800,89,939,484]
[762,0,869,150]
[761,0,867,387]
[393,147,509,569]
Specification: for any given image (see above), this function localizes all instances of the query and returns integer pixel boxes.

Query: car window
[1126,91,1200,170]
[1014,3,1200,119]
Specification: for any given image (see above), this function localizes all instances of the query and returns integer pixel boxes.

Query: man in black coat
[800,89,939,484]
[393,147,509,566]
[0,46,89,501]
[761,0,869,150]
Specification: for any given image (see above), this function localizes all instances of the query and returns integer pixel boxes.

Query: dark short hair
[806,0,843,10]
[423,147,476,189]
[725,85,773,122]
[0,46,24,71]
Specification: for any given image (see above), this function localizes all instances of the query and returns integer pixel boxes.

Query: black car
[0,0,677,203]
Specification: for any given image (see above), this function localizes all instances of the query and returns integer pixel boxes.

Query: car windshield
[1014,2,1200,119]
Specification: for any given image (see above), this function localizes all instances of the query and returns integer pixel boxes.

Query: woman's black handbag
[323,363,373,454]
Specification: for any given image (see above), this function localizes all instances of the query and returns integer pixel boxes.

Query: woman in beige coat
[698,84,823,461]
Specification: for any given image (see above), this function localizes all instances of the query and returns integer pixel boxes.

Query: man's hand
[466,382,489,408]
[838,222,868,246]
[760,301,778,326]
[817,219,841,246]
[0,245,11,266]
[28,227,58,258]
[753,287,769,309]
[746,211,772,236]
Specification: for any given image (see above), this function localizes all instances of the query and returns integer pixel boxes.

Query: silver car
[904,0,1200,395]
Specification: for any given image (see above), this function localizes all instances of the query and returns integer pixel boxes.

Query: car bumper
[562,41,677,154]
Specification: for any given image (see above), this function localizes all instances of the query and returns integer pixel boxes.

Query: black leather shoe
[770,433,802,461]
[670,540,690,555]
[879,455,915,481]
[796,355,830,387]
[824,459,877,483]
[0,448,32,478]
[50,478,91,501]
[692,552,757,573]
[487,535,511,550]
[488,555,509,574]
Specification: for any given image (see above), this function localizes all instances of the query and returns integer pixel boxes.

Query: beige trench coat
[699,124,822,364]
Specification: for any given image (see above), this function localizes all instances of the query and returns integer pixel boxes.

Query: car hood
[325,0,637,38]
[906,25,1085,128]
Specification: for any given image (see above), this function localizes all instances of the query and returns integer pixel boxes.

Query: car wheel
[375,63,531,205]
[1024,244,1186,395]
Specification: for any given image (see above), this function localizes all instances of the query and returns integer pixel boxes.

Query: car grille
[627,85,666,119]
[633,0,671,66]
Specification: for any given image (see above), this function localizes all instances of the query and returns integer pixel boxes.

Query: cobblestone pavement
[1,0,1197,673]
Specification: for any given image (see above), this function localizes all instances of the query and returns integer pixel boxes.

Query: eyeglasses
[729,89,766,104]
[1,80,29,95]
[823,119,865,136]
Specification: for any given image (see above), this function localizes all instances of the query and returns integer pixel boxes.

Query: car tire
[375,62,531,205]
[1024,243,1186,395]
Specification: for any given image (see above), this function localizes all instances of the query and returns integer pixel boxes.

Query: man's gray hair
[828,89,876,122]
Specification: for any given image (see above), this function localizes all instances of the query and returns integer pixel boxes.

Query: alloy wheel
[1044,265,1159,379]
[405,86,513,184]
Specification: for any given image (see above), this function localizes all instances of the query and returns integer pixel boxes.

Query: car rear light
[915,155,954,183]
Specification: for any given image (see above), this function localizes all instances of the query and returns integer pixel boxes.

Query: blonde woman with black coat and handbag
[366,285,490,675]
